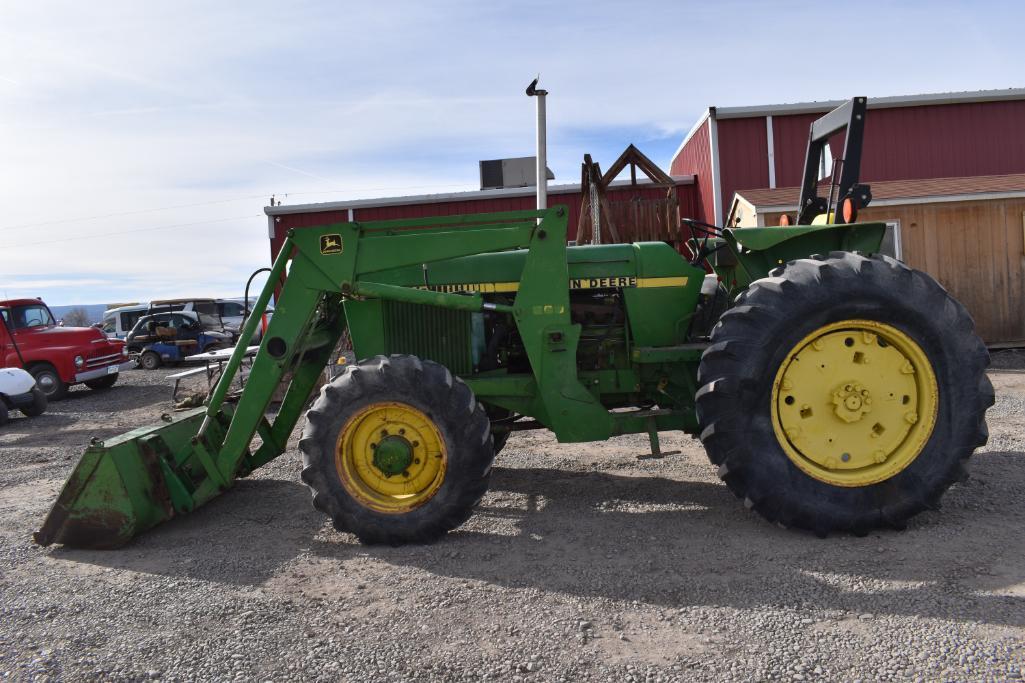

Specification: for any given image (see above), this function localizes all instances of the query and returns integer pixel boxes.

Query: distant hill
[49,304,108,325]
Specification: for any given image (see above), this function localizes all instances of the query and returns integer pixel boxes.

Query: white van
[100,304,150,339]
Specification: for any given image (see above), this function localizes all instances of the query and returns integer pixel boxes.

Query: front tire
[139,351,161,370]
[696,252,993,535]
[20,387,47,417]
[300,355,494,544]
[29,364,67,401]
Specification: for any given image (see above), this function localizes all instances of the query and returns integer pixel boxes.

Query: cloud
[0,0,1022,304]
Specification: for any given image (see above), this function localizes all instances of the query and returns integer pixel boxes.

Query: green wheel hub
[372,435,414,476]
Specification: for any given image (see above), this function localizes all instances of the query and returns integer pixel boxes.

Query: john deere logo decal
[320,234,343,255]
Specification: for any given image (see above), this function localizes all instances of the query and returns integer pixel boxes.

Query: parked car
[102,298,236,338]
[0,298,132,400]
[0,366,47,426]
[125,311,233,369]
[216,298,274,342]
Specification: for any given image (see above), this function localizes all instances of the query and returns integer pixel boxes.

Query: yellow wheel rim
[335,402,446,513]
[771,320,938,487]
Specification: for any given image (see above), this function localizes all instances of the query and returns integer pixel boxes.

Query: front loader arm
[37,207,601,548]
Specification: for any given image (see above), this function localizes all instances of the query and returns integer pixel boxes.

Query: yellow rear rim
[771,320,938,487]
[335,402,446,513]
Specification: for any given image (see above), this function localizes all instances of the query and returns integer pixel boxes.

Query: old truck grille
[86,352,122,369]
[382,301,472,376]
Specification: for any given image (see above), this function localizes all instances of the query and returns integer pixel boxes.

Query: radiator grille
[382,301,473,376]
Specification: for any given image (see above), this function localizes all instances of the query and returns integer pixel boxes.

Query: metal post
[526,77,548,214]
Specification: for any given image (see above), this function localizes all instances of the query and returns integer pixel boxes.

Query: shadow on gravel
[47,454,1025,626]
[51,384,167,409]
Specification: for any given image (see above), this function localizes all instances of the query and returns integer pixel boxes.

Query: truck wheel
[20,387,47,417]
[300,354,494,544]
[0,401,8,426]
[139,351,161,370]
[84,375,118,391]
[696,252,993,536]
[29,364,67,401]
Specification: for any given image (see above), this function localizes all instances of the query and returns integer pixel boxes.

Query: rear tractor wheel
[299,354,494,544]
[696,252,993,535]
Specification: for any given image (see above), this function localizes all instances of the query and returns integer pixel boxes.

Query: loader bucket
[34,406,237,549]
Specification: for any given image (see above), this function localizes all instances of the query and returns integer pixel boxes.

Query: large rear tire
[696,252,993,536]
[299,355,494,544]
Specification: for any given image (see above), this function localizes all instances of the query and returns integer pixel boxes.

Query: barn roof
[734,173,1025,213]
[265,175,694,217]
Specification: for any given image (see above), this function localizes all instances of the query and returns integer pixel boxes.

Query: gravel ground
[0,365,1023,682]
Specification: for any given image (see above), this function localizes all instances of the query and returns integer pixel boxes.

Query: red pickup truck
[0,298,133,400]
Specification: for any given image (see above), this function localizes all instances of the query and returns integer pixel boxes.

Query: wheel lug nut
[412,441,419,447]
[399,428,405,435]
[370,443,377,449]
[414,458,421,464]
[402,470,410,478]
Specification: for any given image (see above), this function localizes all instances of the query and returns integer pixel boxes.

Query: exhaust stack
[526,77,548,212]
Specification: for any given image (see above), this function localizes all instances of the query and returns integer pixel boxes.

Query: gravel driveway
[1,364,1023,681]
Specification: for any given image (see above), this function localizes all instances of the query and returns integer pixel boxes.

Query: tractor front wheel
[299,354,494,544]
[696,252,993,535]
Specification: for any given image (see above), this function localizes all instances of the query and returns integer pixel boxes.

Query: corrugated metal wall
[770,101,1025,195]
[717,117,770,222]
[669,120,714,222]
[677,97,1025,223]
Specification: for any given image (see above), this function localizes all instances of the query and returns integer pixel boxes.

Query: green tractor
[35,99,992,548]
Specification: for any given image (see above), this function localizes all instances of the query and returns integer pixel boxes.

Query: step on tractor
[36,98,993,549]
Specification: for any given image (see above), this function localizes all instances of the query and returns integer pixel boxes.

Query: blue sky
[1,0,1022,305]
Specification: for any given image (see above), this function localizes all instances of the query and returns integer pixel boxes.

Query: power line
[0,182,475,233]
[0,195,268,232]
[0,214,263,250]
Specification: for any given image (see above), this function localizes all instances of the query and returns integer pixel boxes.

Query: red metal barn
[669,87,1025,346]
[670,88,1025,225]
